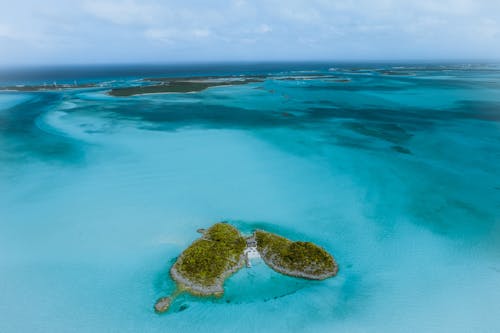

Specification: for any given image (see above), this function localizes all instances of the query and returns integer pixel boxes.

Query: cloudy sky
[0,0,499,65]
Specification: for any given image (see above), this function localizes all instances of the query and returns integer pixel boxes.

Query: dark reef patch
[0,93,83,163]
[451,100,500,122]
[342,122,413,144]
[391,145,412,155]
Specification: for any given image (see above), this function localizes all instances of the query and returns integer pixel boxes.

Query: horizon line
[1,58,500,69]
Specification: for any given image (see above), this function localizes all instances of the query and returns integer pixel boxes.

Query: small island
[170,222,246,296]
[108,76,264,96]
[255,230,338,280]
[155,222,337,313]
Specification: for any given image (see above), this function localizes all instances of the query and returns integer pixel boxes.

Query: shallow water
[0,64,499,332]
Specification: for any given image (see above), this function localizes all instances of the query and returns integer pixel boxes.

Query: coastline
[258,248,338,280]
[170,253,245,296]
[255,230,338,280]
[167,223,247,297]
[107,76,264,97]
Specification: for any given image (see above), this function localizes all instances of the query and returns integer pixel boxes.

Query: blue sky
[0,0,499,65]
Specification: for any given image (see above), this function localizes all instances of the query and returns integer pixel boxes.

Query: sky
[0,0,500,65]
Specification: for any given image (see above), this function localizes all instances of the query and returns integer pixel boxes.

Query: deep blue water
[0,63,499,332]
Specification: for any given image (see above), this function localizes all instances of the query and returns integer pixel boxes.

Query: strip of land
[0,83,98,92]
[0,74,350,96]
[108,76,265,96]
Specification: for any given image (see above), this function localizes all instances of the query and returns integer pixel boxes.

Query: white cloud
[82,0,159,25]
[256,24,272,34]
[0,0,500,64]
[145,27,213,43]
[192,29,212,38]
[0,24,14,39]
[144,28,175,43]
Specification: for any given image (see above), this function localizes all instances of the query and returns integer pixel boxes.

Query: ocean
[0,63,499,332]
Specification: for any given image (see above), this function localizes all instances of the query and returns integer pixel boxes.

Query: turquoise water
[0,64,499,332]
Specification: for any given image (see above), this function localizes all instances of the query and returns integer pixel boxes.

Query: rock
[154,297,172,313]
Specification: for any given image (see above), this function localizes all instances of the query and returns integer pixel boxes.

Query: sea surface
[0,63,499,332]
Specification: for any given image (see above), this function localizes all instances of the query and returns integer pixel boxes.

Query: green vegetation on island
[170,222,246,297]
[155,223,338,313]
[108,76,264,96]
[255,230,338,280]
